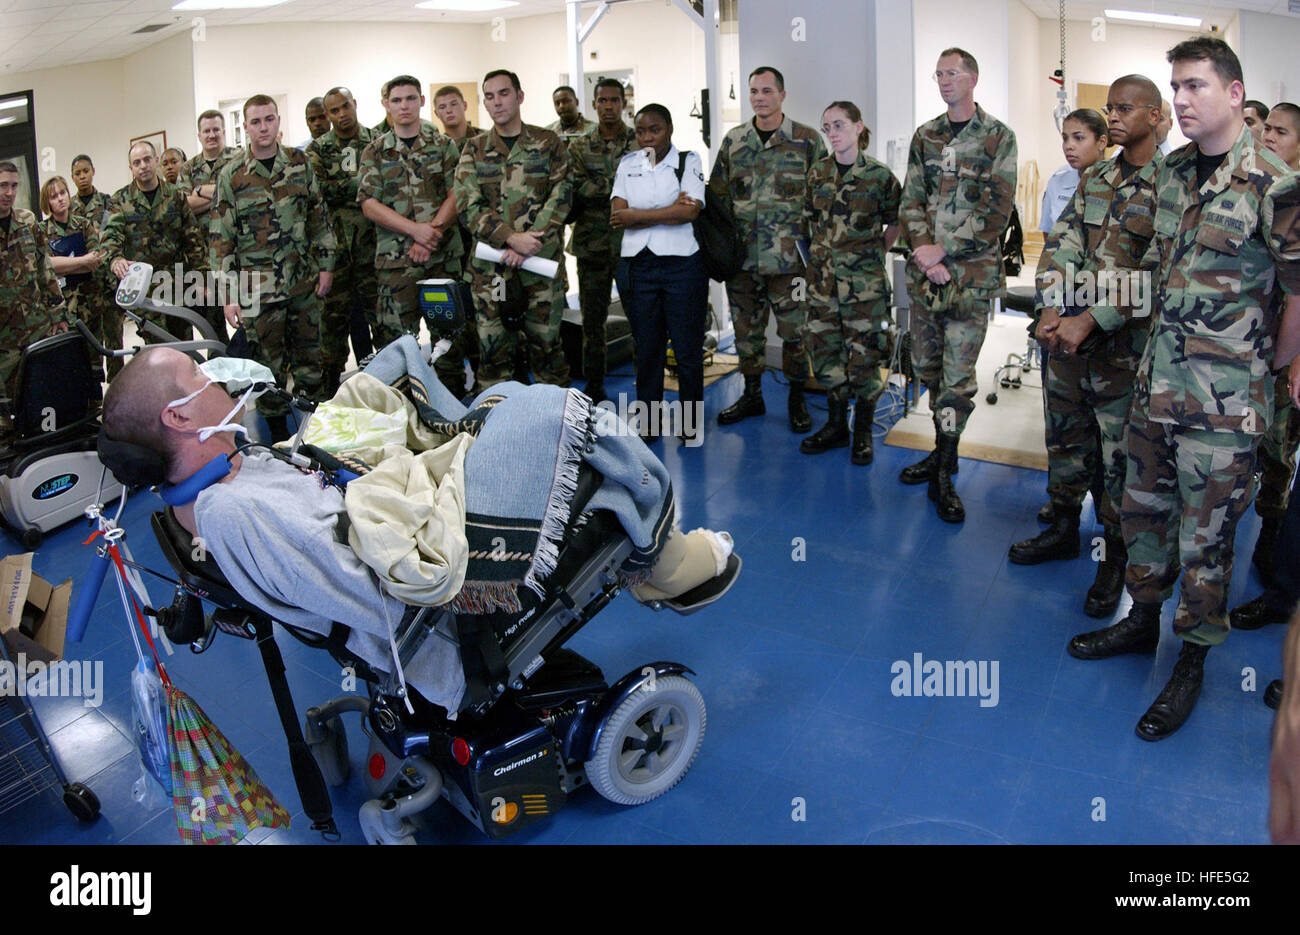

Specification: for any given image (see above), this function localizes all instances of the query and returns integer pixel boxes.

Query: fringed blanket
[326,337,675,614]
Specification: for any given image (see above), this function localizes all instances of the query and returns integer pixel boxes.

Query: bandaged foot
[631,527,734,602]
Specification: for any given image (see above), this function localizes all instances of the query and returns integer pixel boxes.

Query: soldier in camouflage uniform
[70,155,112,227]
[1011,77,1163,622]
[898,48,1017,524]
[799,101,901,465]
[100,141,207,346]
[210,95,337,441]
[548,86,592,145]
[177,110,241,338]
[567,79,636,402]
[454,69,572,390]
[434,85,483,374]
[1067,39,1300,741]
[1253,104,1300,580]
[711,66,827,433]
[309,87,378,395]
[40,175,113,393]
[0,162,69,414]
[358,76,467,397]
[434,86,482,146]
[177,111,240,216]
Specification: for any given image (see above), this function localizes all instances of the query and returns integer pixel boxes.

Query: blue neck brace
[159,454,232,506]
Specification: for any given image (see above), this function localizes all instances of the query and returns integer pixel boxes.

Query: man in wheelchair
[99,341,739,715]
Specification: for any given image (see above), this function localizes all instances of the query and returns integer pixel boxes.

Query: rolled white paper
[474,241,559,279]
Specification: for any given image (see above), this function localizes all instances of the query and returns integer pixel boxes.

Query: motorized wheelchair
[76,266,737,843]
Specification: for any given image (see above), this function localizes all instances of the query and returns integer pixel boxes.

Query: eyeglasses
[932,70,972,83]
[1102,104,1142,117]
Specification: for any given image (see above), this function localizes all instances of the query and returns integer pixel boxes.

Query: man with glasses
[1011,76,1163,621]
[898,47,1017,523]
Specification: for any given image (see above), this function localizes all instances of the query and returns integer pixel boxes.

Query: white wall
[123,32,196,165]
[1029,17,1192,189]
[736,0,871,144]
[495,2,708,159]
[1238,10,1300,109]
[0,59,129,195]
[912,0,1009,127]
[1008,0,1040,220]
[191,21,488,151]
[873,0,913,179]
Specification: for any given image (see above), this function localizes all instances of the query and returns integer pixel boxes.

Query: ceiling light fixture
[1104,9,1202,28]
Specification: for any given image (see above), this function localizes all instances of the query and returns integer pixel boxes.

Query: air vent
[132,23,171,34]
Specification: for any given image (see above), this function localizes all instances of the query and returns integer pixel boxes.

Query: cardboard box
[0,553,71,664]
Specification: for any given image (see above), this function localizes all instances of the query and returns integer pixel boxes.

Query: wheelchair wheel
[63,783,100,822]
[586,675,706,806]
[308,715,350,787]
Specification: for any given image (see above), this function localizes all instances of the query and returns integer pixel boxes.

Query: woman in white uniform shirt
[1040,108,1108,233]
[611,104,708,444]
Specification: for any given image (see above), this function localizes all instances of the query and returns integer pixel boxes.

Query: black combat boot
[1068,601,1161,660]
[928,434,964,523]
[1083,531,1127,618]
[788,382,811,433]
[899,448,938,485]
[718,374,765,425]
[800,397,849,454]
[1136,641,1210,741]
[850,398,876,465]
[1037,502,1055,524]
[1253,516,1282,583]
[1230,593,1290,630]
[1008,508,1081,565]
[899,437,959,484]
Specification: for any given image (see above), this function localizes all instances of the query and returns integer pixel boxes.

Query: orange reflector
[493,801,519,823]
[368,753,386,780]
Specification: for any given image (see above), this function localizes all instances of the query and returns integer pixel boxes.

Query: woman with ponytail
[799,101,901,465]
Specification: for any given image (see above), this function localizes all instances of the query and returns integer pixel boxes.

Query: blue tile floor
[0,362,1286,845]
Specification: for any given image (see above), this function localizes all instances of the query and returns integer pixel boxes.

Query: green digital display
[422,290,450,303]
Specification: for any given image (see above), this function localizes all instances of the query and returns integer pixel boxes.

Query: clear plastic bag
[130,657,171,805]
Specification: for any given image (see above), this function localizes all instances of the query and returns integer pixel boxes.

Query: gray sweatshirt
[194,450,465,712]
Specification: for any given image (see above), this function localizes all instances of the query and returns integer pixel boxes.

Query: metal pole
[703,0,720,164]
[567,0,584,114]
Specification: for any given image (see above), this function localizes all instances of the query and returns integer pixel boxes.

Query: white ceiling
[2,0,1297,76]
[0,0,578,74]
[1019,0,1297,29]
